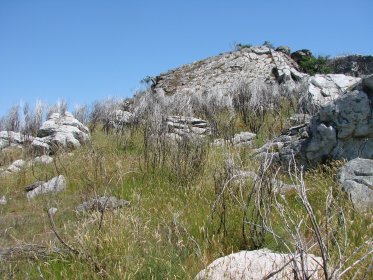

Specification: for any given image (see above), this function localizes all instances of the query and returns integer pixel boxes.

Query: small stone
[0,196,7,205]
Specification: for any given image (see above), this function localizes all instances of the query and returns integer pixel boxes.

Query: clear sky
[0,0,372,116]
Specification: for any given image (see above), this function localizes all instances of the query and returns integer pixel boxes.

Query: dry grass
[0,123,371,279]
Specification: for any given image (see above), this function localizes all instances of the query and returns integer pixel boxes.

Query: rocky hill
[0,45,372,279]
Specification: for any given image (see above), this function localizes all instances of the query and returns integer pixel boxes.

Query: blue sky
[0,0,372,116]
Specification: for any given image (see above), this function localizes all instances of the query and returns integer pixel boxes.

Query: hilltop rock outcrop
[152,46,300,96]
[31,112,90,154]
[195,249,323,280]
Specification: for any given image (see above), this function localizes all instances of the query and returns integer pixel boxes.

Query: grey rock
[338,158,373,211]
[0,196,6,205]
[6,159,26,173]
[31,112,90,154]
[213,132,256,147]
[76,196,130,212]
[26,175,66,199]
[305,74,361,107]
[31,155,54,165]
[195,249,323,280]
[109,109,134,130]
[0,131,32,150]
[166,116,210,138]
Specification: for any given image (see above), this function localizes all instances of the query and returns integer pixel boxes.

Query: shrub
[299,55,332,75]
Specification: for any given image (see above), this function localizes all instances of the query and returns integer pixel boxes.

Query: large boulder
[31,112,90,154]
[338,158,373,211]
[304,74,361,109]
[26,175,66,199]
[195,249,323,280]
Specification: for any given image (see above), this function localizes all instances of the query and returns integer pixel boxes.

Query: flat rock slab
[76,196,130,212]
[338,158,373,211]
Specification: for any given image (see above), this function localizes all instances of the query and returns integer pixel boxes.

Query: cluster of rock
[76,196,130,212]
[195,249,323,280]
[256,76,373,167]
[25,175,66,199]
[0,131,32,151]
[254,76,373,210]
[166,116,210,139]
[31,112,90,154]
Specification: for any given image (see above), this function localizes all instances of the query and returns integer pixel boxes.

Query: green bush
[299,55,332,75]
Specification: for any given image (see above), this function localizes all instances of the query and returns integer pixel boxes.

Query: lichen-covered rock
[31,112,90,154]
[195,249,323,280]
[26,175,66,199]
[76,196,130,212]
[338,158,373,211]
